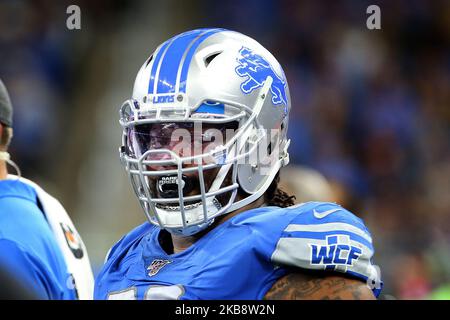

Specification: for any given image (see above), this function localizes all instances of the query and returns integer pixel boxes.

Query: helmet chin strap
[0,151,22,178]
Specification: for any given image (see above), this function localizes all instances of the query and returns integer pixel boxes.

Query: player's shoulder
[0,181,53,243]
[283,201,372,237]
[104,222,156,263]
[0,179,37,208]
[269,201,382,296]
[272,201,374,256]
[231,201,370,237]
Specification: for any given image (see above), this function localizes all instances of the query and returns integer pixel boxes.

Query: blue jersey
[95,202,382,299]
[0,179,76,299]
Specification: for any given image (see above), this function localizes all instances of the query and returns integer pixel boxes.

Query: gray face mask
[0,151,21,178]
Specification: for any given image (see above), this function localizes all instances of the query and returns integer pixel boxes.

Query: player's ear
[0,123,3,150]
[0,123,12,151]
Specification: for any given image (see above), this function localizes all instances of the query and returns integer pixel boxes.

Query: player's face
[128,121,238,204]
[129,122,236,166]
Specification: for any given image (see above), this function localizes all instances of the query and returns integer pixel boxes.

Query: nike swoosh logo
[313,208,341,219]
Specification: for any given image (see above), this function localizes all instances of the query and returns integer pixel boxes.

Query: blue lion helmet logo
[235,47,288,107]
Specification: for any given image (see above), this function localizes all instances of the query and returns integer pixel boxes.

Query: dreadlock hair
[265,172,296,208]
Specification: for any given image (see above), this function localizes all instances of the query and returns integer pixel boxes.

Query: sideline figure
[0,79,93,299]
[95,29,382,300]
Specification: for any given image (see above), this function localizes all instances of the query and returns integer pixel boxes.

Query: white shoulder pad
[271,202,382,294]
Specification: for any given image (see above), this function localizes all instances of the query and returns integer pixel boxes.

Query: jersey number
[107,285,184,300]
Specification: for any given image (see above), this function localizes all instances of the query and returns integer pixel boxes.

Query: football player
[0,78,94,299]
[94,29,382,300]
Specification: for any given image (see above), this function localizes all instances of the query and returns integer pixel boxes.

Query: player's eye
[207,134,216,142]
[152,135,171,148]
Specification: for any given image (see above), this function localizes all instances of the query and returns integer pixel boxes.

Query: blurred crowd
[0,0,449,299]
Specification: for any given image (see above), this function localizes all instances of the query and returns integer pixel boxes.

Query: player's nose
[146,140,207,170]
[146,152,178,171]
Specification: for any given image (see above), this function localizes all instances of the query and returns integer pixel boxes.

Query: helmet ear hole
[204,52,222,67]
[145,55,153,67]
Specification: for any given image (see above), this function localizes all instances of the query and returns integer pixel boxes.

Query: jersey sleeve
[270,202,382,297]
[0,239,71,299]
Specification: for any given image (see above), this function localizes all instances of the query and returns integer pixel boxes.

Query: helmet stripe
[148,28,225,95]
[148,40,171,94]
[155,29,207,94]
[148,30,198,94]
[179,28,224,93]
[174,31,211,93]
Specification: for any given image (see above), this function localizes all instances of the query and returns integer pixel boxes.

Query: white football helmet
[119,28,291,236]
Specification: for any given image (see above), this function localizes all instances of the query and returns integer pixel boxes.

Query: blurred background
[0,0,448,299]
